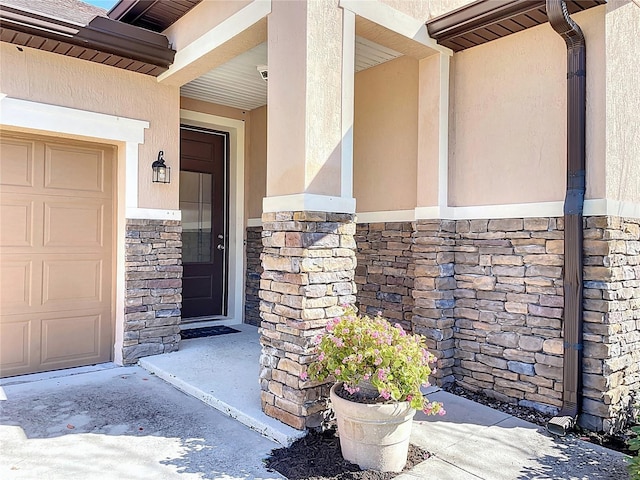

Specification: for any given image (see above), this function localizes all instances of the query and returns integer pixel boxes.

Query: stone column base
[259,211,356,430]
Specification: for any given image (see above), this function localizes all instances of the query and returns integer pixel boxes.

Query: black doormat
[180,325,241,340]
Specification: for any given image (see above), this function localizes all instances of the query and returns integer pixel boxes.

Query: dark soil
[265,428,430,480]
[442,383,637,456]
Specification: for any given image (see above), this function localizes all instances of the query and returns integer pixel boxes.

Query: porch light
[152,151,171,184]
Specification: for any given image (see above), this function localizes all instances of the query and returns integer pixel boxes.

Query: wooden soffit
[108,0,202,32]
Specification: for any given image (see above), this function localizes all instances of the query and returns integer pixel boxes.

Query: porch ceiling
[180,37,403,111]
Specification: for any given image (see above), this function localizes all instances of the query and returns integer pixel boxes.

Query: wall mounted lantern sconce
[152,151,171,184]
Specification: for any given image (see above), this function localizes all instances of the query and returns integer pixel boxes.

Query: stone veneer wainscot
[352,216,638,433]
[245,226,263,327]
[123,219,182,364]
[355,222,414,330]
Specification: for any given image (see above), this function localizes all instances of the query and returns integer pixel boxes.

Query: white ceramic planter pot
[330,383,416,472]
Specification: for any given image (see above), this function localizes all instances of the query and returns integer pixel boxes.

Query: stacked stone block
[259,211,357,430]
[449,217,566,413]
[245,226,263,326]
[262,213,637,432]
[355,222,414,330]
[124,219,182,364]
[581,216,640,432]
[411,219,457,384]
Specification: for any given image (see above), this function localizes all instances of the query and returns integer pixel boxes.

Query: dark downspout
[546,0,587,436]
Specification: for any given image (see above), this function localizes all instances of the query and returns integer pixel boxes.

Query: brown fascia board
[0,4,174,71]
[426,0,605,50]
[426,0,546,43]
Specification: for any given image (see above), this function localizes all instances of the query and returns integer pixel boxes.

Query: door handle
[217,244,225,250]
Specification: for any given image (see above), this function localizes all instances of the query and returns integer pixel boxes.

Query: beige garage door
[0,134,113,377]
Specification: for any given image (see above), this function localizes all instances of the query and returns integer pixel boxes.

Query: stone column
[260,2,356,429]
[259,211,356,429]
[581,215,640,433]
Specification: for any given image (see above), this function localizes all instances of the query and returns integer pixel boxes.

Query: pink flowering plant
[306,307,445,416]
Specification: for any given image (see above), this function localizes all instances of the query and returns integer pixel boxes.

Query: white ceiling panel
[180,37,401,111]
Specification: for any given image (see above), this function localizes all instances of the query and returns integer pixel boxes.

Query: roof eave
[0,4,175,75]
[426,0,606,52]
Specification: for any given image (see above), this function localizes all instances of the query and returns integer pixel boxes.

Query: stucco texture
[605,0,640,205]
[248,105,267,219]
[448,6,606,208]
[266,0,343,198]
[354,56,419,212]
[378,0,475,21]
[0,43,180,210]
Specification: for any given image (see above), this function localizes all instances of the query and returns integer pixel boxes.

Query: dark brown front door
[180,127,228,319]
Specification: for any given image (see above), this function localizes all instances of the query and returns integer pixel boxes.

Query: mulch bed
[265,428,430,480]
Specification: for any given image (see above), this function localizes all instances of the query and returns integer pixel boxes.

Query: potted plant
[302,306,445,472]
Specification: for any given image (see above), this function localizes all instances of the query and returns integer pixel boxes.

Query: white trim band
[0,96,148,143]
[247,218,262,227]
[356,210,415,224]
[0,94,148,211]
[126,208,182,220]
[263,194,356,214]
[354,200,640,223]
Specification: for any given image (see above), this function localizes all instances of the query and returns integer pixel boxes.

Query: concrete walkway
[0,324,631,479]
[0,365,284,480]
[141,325,631,480]
[406,391,630,480]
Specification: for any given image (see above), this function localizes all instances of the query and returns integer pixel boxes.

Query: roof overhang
[426,0,606,52]
[0,4,175,76]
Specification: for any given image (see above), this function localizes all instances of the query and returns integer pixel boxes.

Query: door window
[180,171,213,264]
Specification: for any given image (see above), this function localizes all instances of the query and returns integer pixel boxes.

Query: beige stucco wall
[180,96,249,124]
[353,0,485,23]
[0,43,180,210]
[416,53,445,208]
[605,0,640,204]
[354,56,419,212]
[378,0,472,22]
[248,106,267,219]
[448,6,606,207]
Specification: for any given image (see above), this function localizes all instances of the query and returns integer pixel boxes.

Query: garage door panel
[44,144,105,194]
[0,319,31,373]
[0,198,35,247]
[0,138,35,187]
[40,313,105,367]
[43,258,103,306]
[0,260,33,310]
[44,201,105,248]
[1,135,113,377]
